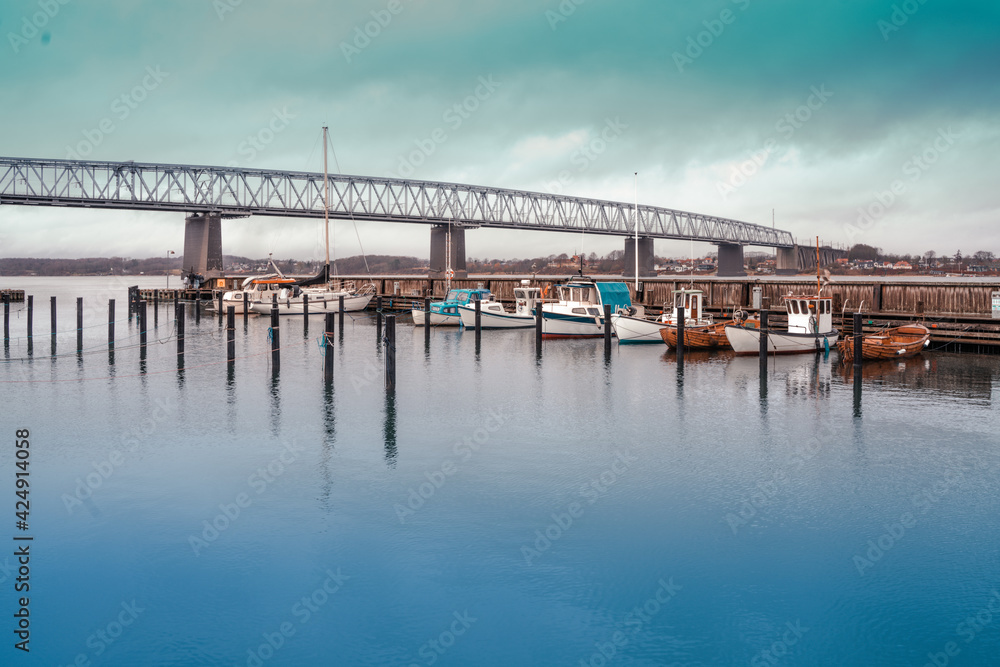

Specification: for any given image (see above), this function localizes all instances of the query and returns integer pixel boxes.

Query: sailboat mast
[323,126,330,279]
[633,172,638,292]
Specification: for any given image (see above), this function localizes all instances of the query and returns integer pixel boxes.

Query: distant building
[894,261,912,270]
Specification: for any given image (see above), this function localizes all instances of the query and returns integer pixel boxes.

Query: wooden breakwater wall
[345,276,1000,318]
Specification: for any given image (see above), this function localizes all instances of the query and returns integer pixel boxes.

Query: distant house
[835,258,849,265]
[858,260,875,270]
[894,261,912,270]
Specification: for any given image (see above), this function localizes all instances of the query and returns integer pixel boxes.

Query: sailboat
[249,127,376,316]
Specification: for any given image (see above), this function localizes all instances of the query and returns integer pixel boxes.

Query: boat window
[572,307,587,314]
[514,289,524,299]
[488,305,502,311]
[588,308,600,316]
[446,291,459,301]
[788,300,798,314]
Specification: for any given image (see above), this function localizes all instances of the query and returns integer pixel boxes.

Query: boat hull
[457,305,534,329]
[541,311,605,339]
[725,325,839,355]
[610,314,667,344]
[412,309,461,326]
[661,322,729,349]
[250,292,373,315]
[837,325,930,361]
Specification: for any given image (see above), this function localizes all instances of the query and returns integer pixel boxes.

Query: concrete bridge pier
[624,236,656,278]
[716,243,746,277]
[182,212,224,278]
[429,224,468,278]
[776,246,799,275]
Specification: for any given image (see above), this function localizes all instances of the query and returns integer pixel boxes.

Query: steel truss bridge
[0,157,794,248]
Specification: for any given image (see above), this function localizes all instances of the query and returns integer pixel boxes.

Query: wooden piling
[676,306,685,367]
[138,301,147,358]
[603,304,612,358]
[153,289,159,327]
[270,308,280,371]
[302,294,309,332]
[50,296,56,354]
[3,293,8,352]
[26,295,33,351]
[535,303,543,353]
[76,297,83,354]
[108,299,115,350]
[195,296,201,324]
[338,295,345,330]
[376,296,383,344]
[759,309,769,377]
[853,312,863,370]
[177,304,185,360]
[227,306,235,365]
[324,312,335,384]
[217,292,224,326]
[475,299,482,346]
[384,314,396,391]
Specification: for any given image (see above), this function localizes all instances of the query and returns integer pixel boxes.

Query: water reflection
[319,384,336,512]
[269,372,281,436]
[383,391,397,468]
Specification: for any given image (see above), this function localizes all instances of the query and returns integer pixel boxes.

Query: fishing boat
[725,294,839,355]
[221,271,296,314]
[456,283,540,329]
[413,288,493,327]
[836,324,930,361]
[249,127,376,316]
[658,289,758,348]
[541,279,631,339]
[610,287,708,345]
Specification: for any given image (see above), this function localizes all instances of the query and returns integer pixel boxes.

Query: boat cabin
[670,289,709,325]
[784,295,833,334]
[513,286,541,316]
[555,281,632,316]
[434,288,493,315]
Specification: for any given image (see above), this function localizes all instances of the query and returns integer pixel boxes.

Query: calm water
[1,277,999,666]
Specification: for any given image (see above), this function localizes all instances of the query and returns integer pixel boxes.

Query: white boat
[541,279,632,339]
[248,126,376,316]
[222,273,296,314]
[611,288,711,344]
[456,283,540,329]
[412,288,492,327]
[725,294,839,355]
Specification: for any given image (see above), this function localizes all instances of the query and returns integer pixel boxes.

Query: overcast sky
[1,0,998,263]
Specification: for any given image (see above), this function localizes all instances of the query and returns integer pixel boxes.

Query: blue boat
[541,280,632,338]
[411,288,494,326]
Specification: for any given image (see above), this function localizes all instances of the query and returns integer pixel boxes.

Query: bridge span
[0,156,824,277]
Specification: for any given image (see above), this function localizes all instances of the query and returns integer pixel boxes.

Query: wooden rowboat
[660,319,757,349]
[837,324,931,361]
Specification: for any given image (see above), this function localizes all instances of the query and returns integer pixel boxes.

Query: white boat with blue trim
[457,283,540,329]
[541,280,632,339]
